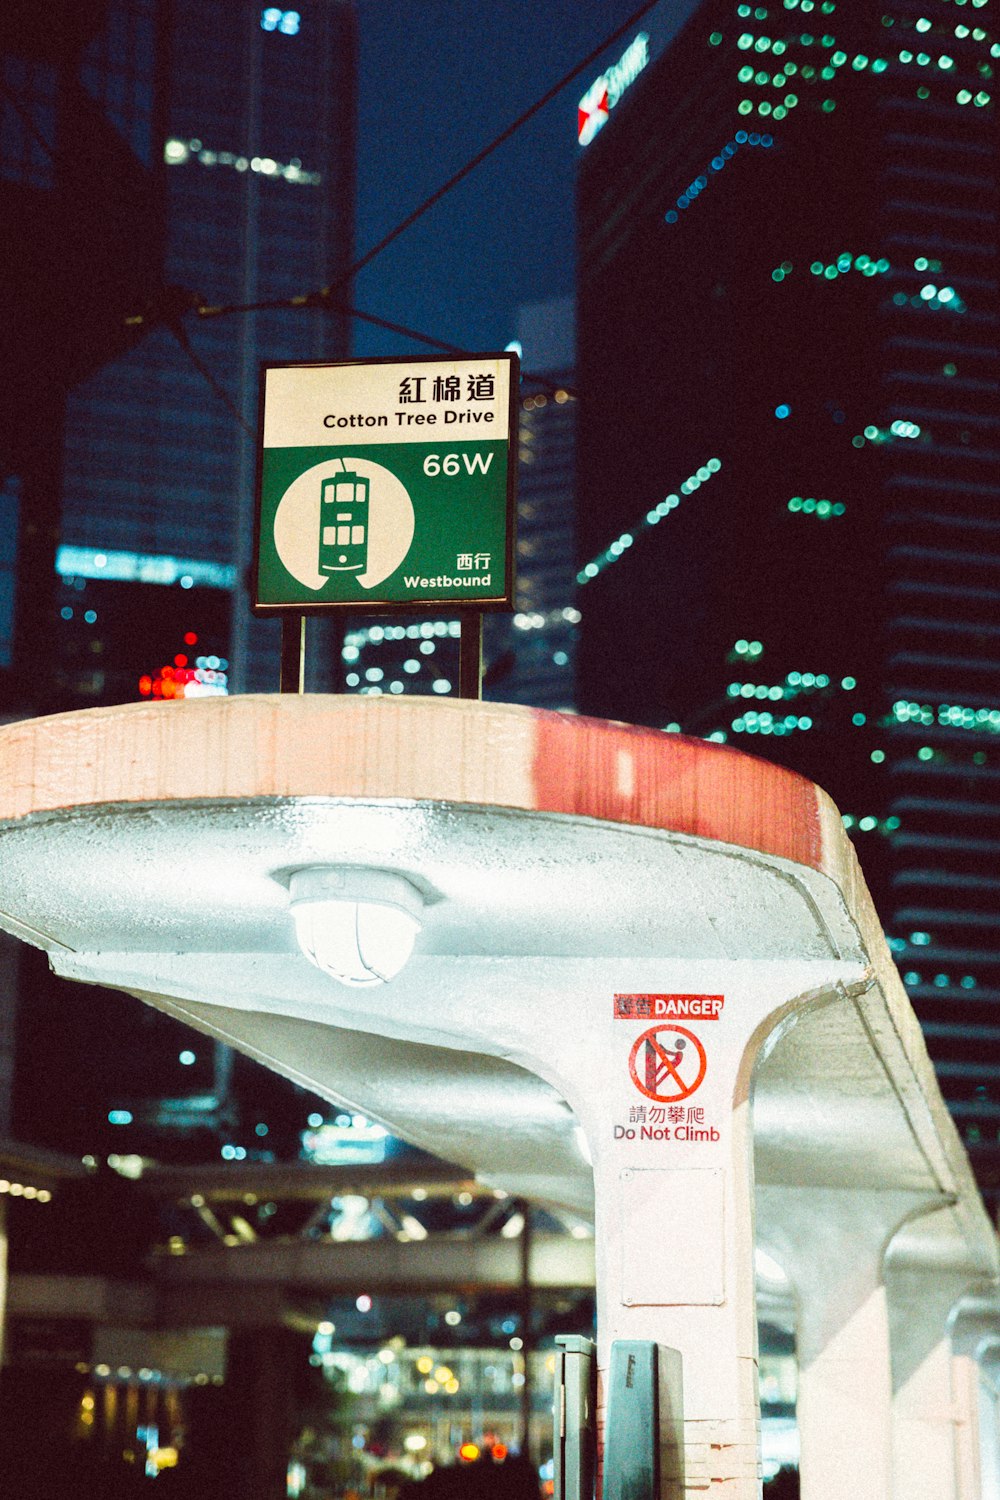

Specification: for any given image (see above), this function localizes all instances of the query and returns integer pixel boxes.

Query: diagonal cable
[321,0,660,294]
[168,323,253,439]
[166,0,660,324]
[321,298,578,398]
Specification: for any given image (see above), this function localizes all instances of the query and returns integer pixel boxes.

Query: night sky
[352,0,696,359]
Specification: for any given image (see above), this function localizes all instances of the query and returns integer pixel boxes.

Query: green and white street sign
[254,353,518,614]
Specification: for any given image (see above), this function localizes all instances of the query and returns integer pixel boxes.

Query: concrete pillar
[952,1299,1000,1500]
[588,1091,759,1496]
[950,1348,984,1500]
[392,964,864,1497]
[884,1207,988,1500]
[892,1336,962,1500]
[0,924,19,1381]
[545,971,855,1499]
[0,931,20,1137]
[757,1186,935,1500]
[800,1284,892,1500]
[979,1348,1000,1500]
[217,1328,301,1500]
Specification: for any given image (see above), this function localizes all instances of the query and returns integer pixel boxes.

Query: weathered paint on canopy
[0,696,994,1499]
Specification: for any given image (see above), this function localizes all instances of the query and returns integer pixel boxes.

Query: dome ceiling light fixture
[288,866,424,987]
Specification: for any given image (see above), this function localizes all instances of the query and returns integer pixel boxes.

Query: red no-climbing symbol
[628,1024,707,1104]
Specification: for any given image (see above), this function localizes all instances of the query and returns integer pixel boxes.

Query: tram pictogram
[319,464,369,574]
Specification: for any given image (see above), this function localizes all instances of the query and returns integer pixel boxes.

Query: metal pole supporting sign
[279,614,306,694]
[457,610,483,700]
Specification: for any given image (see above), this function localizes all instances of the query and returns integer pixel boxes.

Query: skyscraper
[0,0,169,704]
[486,298,578,711]
[56,0,357,703]
[575,0,1000,1210]
[2,0,358,1161]
[331,299,579,711]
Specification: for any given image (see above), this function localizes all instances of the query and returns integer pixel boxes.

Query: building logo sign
[254,354,518,613]
[577,32,649,146]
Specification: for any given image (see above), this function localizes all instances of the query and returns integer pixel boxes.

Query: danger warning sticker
[628,1024,708,1104]
[614,994,724,1021]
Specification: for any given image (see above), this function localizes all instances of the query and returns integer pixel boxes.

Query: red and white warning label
[627,1024,707,1103]
[610,995,726,1144]
[614,993,724,1021]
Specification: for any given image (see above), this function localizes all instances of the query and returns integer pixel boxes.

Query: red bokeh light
[138,635,225,703]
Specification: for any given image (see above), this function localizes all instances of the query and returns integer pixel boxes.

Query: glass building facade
[575,0,1000,1211]
[0,1,169,697]
[333,299,580,711]
[58,0,357,700]
[487,298,579,712]
[2,0,358,1165]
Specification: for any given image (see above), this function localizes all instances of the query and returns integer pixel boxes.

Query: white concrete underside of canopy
[0,797,983,1237]
[0,698,992,1274]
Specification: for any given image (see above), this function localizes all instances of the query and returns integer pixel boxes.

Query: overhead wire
[179,0,661,322]
[119,0,656,407]
[0,79,56,166]
[290,296,578,399]
[11,0,629,436]
[130,285,575,407]
[0,77,252,442]
[168,321,254,439]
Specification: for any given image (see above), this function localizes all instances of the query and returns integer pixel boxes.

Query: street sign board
[254,353,518,614]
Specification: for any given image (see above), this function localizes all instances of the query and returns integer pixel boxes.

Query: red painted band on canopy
[531,711,823,872]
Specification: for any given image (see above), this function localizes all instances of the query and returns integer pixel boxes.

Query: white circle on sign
[272,457,415,591]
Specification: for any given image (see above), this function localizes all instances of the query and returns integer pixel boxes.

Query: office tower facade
[485,299,578,711]
[336,299,579,711]
[576,1,999,1209]
[0,1,169,702]
[57,0,356,703]
[3,0,357,1163]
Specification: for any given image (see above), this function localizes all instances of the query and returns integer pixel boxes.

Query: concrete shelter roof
[0,695,993,1285]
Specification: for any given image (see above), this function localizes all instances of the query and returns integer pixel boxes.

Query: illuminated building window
[56,546,235,590]
[807,253,889,278]
[787,496,846,516]
[164,137,320,185]
[663,132,773,225]
[261,8,300,34]
[576,459,723,585]
[730,711,814,736]
[728,670,834,701]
